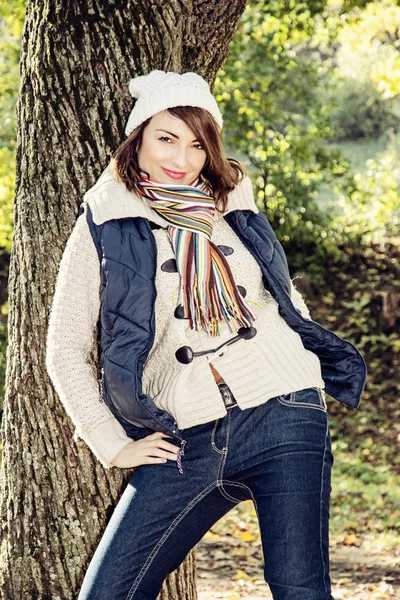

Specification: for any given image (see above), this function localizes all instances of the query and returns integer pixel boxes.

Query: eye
[158,136,204,150]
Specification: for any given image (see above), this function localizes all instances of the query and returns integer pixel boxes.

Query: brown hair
[110,106,247,213]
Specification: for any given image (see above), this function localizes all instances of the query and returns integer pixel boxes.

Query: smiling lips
[162,167,187,179]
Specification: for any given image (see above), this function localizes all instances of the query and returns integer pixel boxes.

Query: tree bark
[0,0,248,598]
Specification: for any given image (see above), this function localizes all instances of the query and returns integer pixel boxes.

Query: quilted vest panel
[225,210,367,407]
[85,206,182,441]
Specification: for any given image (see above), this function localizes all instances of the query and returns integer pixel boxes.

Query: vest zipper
[176,440,186,475]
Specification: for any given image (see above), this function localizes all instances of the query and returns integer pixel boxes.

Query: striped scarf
[136,171,256,338]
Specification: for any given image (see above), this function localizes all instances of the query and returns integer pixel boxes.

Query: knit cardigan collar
[82,161,259,226]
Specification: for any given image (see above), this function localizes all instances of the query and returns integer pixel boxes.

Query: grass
[330,446,400,540]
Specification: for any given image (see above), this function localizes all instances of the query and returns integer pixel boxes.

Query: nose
[171,145,188,169]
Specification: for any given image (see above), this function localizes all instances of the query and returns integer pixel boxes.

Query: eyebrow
[155,129,199,143]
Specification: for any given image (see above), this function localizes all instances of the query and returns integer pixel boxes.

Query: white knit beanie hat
[124,70,223,137]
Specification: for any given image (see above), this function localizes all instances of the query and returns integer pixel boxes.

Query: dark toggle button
[161,258,178,273]
[218,245,234,256]
[175,346,195,364]
[238,326,257,340]
[237,285,247,298]
[175,326,257,364]
[174,304,188,319]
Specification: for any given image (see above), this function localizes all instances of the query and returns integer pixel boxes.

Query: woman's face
[137,110,207,185]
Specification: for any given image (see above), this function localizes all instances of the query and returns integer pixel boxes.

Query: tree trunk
[0,0,248,598]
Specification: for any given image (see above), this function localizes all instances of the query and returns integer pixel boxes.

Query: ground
[195,501,399,600]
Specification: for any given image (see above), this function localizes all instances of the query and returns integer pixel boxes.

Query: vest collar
[82,161,259,226]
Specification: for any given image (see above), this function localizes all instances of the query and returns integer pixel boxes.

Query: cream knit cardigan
[45,163,324,468]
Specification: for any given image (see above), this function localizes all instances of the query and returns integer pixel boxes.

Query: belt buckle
[218,384,238,410]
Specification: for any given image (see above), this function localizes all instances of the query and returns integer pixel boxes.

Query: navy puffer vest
[82,203,367,446]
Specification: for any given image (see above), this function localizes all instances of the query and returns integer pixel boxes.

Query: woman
[46,70,367,600]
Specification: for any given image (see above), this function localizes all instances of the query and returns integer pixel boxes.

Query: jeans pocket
[277,387,327,412]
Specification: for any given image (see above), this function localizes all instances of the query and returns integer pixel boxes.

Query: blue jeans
[78,387,334,600]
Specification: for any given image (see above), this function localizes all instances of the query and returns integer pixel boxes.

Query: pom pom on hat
[125,70,223,137]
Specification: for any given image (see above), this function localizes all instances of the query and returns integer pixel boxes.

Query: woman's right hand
[111,431,180,469]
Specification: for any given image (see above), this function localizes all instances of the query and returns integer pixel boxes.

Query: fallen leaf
[232,569,251,580]
[241,531,256,542]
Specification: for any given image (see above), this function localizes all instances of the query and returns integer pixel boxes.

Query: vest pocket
[276,387,327,411]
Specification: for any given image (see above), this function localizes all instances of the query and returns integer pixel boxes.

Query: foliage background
[212,0,400,565]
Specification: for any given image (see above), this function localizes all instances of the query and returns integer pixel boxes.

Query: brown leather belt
[217,383,238,410]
